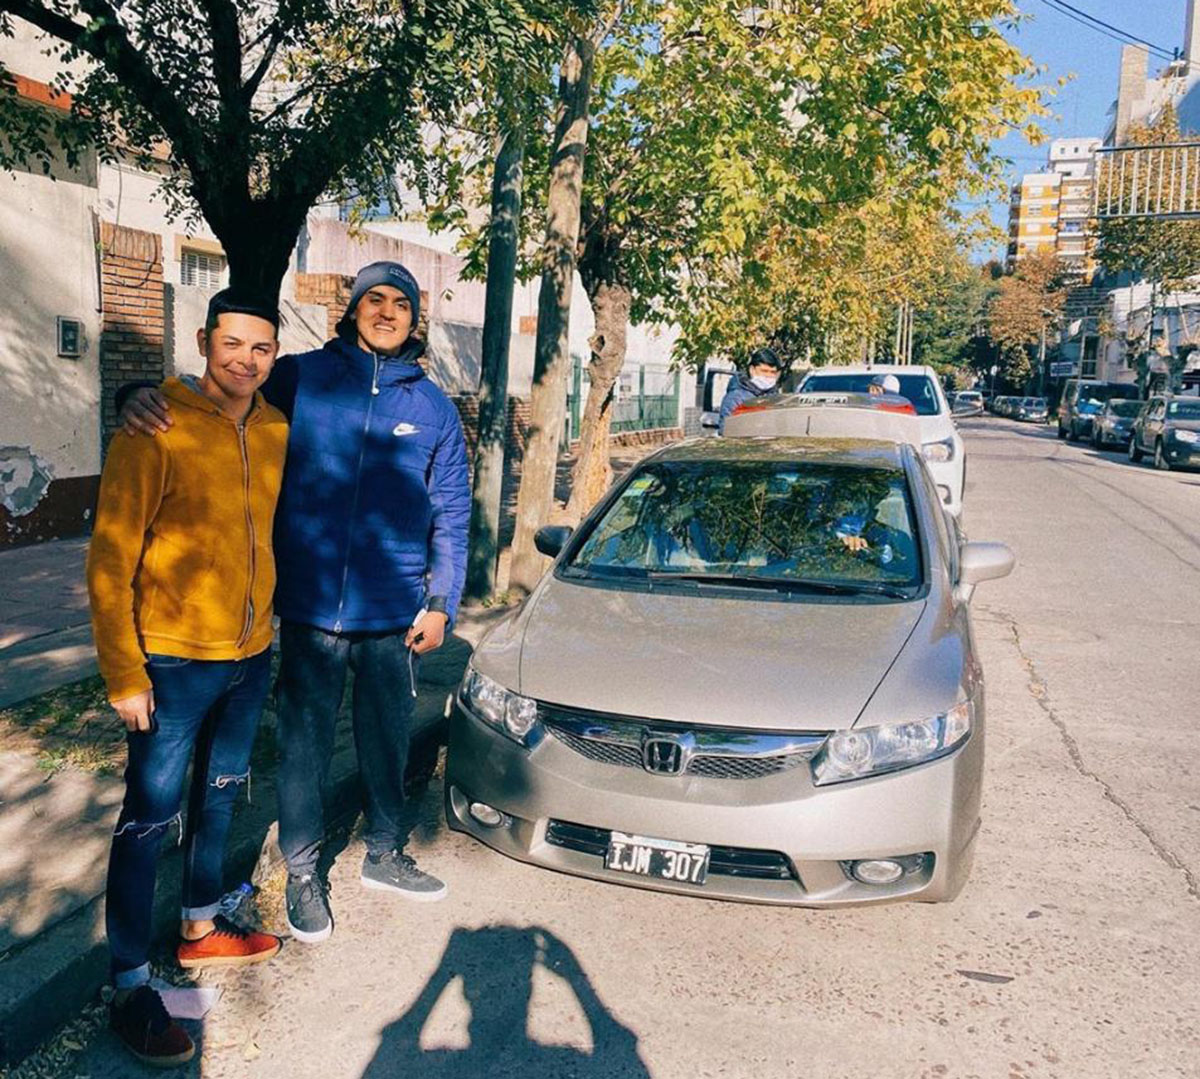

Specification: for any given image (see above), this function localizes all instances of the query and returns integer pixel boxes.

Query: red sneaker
[110,985,195,1067]
[177,915,282,969]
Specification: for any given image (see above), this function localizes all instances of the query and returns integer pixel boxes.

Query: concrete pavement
[0,538,96,708]
[49,417,1200,1079]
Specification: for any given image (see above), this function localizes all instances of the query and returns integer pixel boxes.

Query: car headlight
[460,666,540,744]
[922,437,956,463]
[811,701,973,786]
[1172,429,1198,444]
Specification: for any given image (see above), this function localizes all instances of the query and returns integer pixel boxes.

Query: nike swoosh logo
[393,423,420,437]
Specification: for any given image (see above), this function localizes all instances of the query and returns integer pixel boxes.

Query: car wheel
[1066,423,1079,442]
[1092,431,1103,449]
[1129,435,1143,462]
[1057,423,1067,440]
[1154,440,1173,471]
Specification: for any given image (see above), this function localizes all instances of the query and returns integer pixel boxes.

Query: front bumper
[445,704,984,907]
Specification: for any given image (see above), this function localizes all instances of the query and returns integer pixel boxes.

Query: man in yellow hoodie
[87,290,289,1067]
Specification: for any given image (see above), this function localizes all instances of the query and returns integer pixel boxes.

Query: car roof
[803,364,937,377]
[650,436,908,471]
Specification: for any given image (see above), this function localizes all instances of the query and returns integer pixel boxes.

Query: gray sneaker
[361,850,448,901]
[286,873,332,943]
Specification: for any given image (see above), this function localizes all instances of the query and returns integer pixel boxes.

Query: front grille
[541,704,824,781]
[687,754,807,780]
[545,820,796,881]
[551,728,644,769]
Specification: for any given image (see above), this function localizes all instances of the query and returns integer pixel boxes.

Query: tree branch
[3,0,208,172]
[242,20,284,104]
[196,0,243,109]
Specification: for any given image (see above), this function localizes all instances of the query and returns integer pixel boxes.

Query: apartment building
[1005,138,1102,279]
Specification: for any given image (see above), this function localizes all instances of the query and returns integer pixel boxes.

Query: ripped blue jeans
[106,648,271,988]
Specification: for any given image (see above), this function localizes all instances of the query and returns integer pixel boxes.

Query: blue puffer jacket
[717,373,779,434]
[263,335,470,632]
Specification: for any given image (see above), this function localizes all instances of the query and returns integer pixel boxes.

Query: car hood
[513,577,927,732]
[1168,419,1200,432]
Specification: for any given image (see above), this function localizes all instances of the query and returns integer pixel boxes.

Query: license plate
[604,831,711,885]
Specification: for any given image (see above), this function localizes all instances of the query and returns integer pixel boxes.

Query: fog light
[469,801,505,828]
[851,859,904,885]
[937,484,952,504]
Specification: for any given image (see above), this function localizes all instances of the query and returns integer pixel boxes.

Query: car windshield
[566,460,922,593]
[1110,400,1142,418]
[800,373,942,416]
[1078,398,1104,413]
[1167,400,1200,419]
[1029,398,1046,408]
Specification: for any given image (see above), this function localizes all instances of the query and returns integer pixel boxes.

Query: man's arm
[86,432,167,710]
[423,408,471,625]
[717,383,745,435]
[116,354,301,434]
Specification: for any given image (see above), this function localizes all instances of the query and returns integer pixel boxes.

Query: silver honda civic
[446,437,1014,906]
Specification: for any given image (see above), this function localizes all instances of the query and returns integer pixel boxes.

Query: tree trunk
[507,35,596,594]
[464,122,526,602]
[565,280,632,521]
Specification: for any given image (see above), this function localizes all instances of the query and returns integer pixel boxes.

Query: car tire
[1057,423,1067,440]
[1092,431,1103,449]
[1129,436,1143,462]
[1066,423,1079,442]
[1154,440,1173,471]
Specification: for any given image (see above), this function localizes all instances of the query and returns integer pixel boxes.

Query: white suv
[798,365,966,516]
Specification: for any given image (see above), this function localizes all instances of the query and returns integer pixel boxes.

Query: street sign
[1050,361,1077,377]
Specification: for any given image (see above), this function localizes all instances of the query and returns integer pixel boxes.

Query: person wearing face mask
[717,347,785,434]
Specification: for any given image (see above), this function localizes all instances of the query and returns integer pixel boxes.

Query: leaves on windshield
[572,464,919,585]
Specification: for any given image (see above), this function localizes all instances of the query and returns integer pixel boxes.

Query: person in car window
[718,347,785,433]
[868,374,902,396]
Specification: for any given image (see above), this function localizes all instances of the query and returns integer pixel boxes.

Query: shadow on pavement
[361,925,650,1079]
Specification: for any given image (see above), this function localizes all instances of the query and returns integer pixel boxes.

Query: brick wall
[99,223,164,443]
[295,272,353,340]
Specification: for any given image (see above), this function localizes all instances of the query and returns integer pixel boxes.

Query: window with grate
[181,250,227,288]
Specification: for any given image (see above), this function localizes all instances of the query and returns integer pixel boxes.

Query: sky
[976,0,1189,260]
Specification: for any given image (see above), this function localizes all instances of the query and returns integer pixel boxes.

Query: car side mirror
[534,525,573,559]
[958,542,1015,587]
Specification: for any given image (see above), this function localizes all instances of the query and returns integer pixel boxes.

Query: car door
[1145,398,1165,449]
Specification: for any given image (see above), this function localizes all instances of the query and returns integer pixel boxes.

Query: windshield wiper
[645,572,913,598]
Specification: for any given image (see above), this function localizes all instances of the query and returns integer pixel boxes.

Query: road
[61,418,1200,1079]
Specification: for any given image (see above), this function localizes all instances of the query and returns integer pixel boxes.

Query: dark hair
[204,289,280,337]
[748,347,783,370]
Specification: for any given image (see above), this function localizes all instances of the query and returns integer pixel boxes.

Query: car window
[799,373,942,416]
[1111,400,1141,418]
[1167,400,1200,419]
[568,460,923,589]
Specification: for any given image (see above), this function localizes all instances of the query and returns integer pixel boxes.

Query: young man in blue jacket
[717,347,785,434]
[121,262,471,942]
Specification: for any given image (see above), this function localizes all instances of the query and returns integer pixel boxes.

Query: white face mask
[750,373,779,390]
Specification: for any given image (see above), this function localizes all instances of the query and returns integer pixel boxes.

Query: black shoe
[110,985,195,1067]
[361,850,448,901]
[286,872,332,943]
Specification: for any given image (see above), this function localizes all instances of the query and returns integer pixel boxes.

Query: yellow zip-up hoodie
[87,377,289,702]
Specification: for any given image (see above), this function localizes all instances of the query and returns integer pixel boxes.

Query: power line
[1030,0,1176,62]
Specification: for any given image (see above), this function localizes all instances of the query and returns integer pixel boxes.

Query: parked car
[1128,394,1200,470]
[1015,397,1048,423]
[447,436,1015,907]
[951,390,984,417]
[993,395,1013,417]
[796,365,966,516]
[1091,398,1143,450]
[1058,379,1140,441]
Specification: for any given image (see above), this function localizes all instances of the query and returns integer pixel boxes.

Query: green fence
[565,357,680,441]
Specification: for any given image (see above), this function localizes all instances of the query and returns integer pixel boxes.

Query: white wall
[0,158,102,499]
[164,285,328,377]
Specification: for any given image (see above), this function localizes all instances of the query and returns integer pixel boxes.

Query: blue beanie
[337,260,421,339]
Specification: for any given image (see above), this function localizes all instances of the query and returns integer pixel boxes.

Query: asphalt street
[66,418,1200,1079]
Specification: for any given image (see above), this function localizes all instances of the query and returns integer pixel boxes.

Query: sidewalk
[0,538,95,708]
